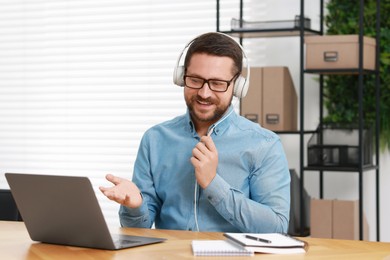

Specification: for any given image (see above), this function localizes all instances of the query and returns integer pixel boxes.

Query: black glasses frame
[183,74,238,92]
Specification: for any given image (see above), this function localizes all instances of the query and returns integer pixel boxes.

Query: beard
[186,94,232,124]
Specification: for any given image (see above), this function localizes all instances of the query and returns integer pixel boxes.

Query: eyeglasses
[183,74,238,92]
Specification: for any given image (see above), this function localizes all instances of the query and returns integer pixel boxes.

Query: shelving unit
[216,0,380,241]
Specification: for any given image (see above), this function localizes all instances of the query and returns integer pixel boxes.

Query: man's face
[184,53,235,127]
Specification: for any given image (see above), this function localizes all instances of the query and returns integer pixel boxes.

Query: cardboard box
[333,200,359,240]
[241,67,263,124]
[310,199,333,238]
[310,199,369,240]
[240,67,297,131]
[305,35,376,70]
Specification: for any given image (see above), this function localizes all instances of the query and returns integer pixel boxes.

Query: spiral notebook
[224,233,308,254]
[191,240,254,256]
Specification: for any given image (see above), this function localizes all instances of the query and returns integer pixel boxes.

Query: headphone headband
[172,32,250,98]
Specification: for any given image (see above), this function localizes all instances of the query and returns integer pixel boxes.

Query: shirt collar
[185,105,236,137]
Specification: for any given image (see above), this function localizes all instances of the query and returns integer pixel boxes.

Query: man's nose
[197,81,213,97]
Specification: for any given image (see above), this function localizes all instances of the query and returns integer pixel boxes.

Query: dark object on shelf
[288,169,310,237]
[307,124,373,167]
[0,189,23,221]
[231,15,311,31]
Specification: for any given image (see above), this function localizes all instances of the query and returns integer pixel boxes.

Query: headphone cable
[193,99,237,231]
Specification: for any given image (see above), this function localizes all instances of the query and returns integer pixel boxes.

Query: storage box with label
[240,66,297,131]
[305,35,376,70]
[310,199,369,240]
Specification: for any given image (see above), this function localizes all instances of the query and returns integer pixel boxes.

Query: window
[0,0,261,226]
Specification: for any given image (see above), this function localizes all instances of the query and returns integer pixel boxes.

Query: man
[100,32,290,233]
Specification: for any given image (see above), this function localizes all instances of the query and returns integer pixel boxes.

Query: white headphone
[172,32,250,98]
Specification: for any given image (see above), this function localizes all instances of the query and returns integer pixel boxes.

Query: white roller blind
[0,0,262,226]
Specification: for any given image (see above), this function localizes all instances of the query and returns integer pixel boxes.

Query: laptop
[5,173,166,250]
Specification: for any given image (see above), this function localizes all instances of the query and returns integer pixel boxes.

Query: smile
[197,100,212,105]
[196,97,214,105]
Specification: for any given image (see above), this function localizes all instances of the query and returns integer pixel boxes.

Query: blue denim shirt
[119,106,290,233]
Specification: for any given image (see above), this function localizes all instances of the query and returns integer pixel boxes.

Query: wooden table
[1,221,389,259]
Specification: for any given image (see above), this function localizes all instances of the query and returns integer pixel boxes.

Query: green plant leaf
[324,0,390,151]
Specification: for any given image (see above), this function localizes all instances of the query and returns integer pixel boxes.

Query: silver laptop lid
[5,173,165,250]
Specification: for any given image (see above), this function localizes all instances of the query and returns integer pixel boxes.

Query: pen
[245,235,272,244]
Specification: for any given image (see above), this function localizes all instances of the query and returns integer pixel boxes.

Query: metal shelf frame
[216,0,380,241]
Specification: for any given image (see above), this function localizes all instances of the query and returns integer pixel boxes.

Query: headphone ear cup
[233,75,249,98]
[173,65,185,86]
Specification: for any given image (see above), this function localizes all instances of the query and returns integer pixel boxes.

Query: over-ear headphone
[172,32,250,98]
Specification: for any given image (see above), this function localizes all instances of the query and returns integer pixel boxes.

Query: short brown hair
[184,32,243,76]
